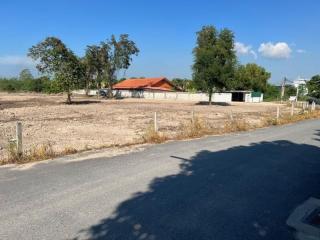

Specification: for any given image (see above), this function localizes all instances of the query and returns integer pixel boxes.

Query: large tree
[102,34,139,97]
[83,45,104,94]
[28,37,84,103]
[230,63,271,92]
[307,75,320,98]
[192,26,236,104]
[82,34,139,98]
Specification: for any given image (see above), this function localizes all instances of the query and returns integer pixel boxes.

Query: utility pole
[296,85,299,102]
[281,77,287,102]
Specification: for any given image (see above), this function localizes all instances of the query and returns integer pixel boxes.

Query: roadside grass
[3,142,58,165]
[142,125,168,143]
[2,109,320,165]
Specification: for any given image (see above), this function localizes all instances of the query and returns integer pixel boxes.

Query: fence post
[16,122,23,157]
[276,106,280,120]
[230,111,234,121]
[154,112,158,132]
[291,102,294,116]
[192,110,195,122]
[312,101,316,111]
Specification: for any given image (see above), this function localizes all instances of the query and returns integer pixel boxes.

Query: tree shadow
[196,101,231,106]
[75,139,320,240]
[65,100,101,105]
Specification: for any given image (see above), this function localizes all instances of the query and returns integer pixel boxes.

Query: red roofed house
[113,77,177,92]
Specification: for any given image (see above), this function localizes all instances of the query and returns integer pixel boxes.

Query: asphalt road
[1,120,320,240]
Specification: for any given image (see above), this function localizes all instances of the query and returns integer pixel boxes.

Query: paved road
[1,120,320,240]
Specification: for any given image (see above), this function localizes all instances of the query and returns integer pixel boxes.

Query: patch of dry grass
[223,118,249,132]
[176,117,215,139]
[142,125,168,143]
[2,142,57,165]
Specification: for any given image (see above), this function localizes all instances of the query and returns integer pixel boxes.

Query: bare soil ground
[0,92,289,160]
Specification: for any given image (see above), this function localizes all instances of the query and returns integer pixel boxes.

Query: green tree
[83,45,104,94]
[28,37,85,103]
[192,26,236,104]
[19,69,34,81]
[231,63,271,92]
[171,78,196,92]
[99,34,139,97]
[264,83,280,101]
[307,75,320,98]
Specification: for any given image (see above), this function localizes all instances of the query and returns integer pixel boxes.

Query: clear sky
[0,0,319,84]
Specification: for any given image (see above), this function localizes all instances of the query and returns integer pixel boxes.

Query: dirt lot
[0,92,289,161]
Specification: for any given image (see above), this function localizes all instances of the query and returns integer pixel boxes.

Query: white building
[292,77,310,95]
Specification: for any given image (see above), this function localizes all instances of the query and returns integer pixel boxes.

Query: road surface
[1,120,320,240]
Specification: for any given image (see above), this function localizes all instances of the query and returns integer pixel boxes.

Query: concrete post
[291,102,294,116]
[312,101,316,111]
[16,122,22,157]
[154,112,158,132]
[230,111,234,121]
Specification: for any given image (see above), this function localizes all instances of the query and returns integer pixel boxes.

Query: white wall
[73,89,233,103]
[244,93,264,103]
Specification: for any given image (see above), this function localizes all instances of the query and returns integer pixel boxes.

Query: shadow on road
[75,139,320,240]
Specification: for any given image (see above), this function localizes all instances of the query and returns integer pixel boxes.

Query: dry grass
[142,110,320,145]
[142,125,168,143]
[1,93,319,165]
[62,147,78,155]
[223,119,249,132]
[176,117,214,139]
[2,142,58,165]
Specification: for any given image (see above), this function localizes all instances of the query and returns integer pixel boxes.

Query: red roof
[113,77,174,91]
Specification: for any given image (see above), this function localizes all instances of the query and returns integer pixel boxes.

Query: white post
[312,101,316,111]
[276,106,280,120]
[230,111,234,121]
[291,102,294,116]
[16,122,22,156]
[154,112,158,132]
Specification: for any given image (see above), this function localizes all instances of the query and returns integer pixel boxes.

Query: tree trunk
[67,91,72,104]
[108,73,114,99]
[208,89,213,105]
[85,85,89,96]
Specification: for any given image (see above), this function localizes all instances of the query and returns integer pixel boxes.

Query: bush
[264,84,280,101]
[0,76,64,93]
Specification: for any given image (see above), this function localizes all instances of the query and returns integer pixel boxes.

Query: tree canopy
[230,63,271,92]
[307,75,320,98]
[192,25,236,104]
[28,37,84,103]
[82,34,139,97]
[19,69,34,81]
[171,78,196,92]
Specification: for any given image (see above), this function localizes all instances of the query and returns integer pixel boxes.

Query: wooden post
[191,111,195,122]
[291,102,294,116]
[154,112,158,132]
[16,122,22,157]
[276,106,280,120]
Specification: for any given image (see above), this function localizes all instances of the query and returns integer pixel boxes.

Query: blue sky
[0,0,319,84]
